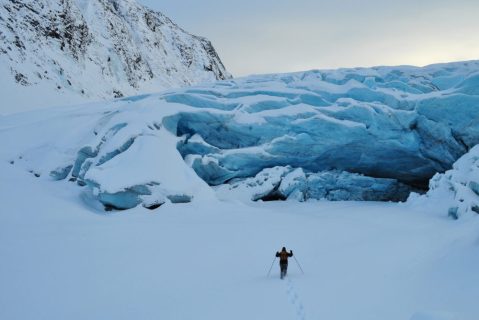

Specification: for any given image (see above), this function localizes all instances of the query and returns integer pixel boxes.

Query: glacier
[408,145,479,219]
[215,166,411,202]
[2,60,479,210]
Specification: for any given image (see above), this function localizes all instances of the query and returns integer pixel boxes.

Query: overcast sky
[140,0,479,77]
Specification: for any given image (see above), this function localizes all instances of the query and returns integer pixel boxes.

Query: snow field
[1,162,478,320]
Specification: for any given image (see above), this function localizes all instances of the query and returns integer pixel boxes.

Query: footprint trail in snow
[286,277,307,320]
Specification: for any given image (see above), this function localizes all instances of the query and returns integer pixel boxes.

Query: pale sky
[140,0,479,77]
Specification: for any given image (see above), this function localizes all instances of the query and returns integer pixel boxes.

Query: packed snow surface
[2,60,478,209]
[0,0,230,114]
[1,161,479,320]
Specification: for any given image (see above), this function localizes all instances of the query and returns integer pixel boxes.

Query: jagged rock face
[0,0,230,104]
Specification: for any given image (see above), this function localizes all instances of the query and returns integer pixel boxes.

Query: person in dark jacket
[276,247,293,279]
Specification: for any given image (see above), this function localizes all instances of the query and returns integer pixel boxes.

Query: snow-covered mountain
[0,0,230,113]
[2,60,478,210]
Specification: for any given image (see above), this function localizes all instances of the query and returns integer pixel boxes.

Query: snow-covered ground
[1,160,478,320]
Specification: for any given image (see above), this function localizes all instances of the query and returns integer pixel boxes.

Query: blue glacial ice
[409,145,479,219]
[215,166,411,202]
[35,60,479,209]
[164,61,479,190]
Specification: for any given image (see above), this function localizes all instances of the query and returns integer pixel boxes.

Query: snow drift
[2,60,479,210]
[0,0,230,113]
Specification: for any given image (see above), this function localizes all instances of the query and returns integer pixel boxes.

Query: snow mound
[63,105,216,210]
[2,60,479,209]
[1,96,215,210]
[0,0,230,114]
[409,145,479,219]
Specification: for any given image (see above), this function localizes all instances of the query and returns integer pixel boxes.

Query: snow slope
[1,160,478,320]
[0,0,230,114]
[2,60,478,208]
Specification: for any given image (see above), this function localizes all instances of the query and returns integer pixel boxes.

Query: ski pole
[267,257,277,277]
[293,256,305,274]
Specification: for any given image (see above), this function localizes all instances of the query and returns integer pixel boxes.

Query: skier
[276,247,293,279]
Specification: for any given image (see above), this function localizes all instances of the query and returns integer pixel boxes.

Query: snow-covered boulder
[0,0,230,113]
[409,145,479,219]
[216,166,411,202]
